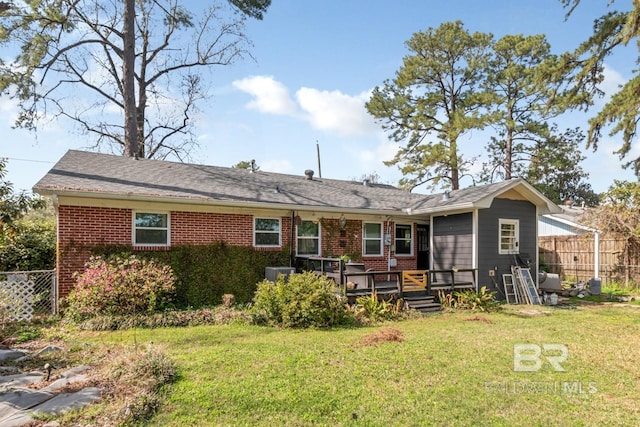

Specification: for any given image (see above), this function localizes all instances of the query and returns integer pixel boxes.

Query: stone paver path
[0,348,101,426]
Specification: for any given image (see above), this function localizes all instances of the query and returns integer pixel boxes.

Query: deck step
[404,298,441,313]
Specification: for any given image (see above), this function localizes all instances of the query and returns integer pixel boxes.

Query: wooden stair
[402,290,441,313]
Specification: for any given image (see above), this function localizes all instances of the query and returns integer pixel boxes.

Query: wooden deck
[295,257,477,312]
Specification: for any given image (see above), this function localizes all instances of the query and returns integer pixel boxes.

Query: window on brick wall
[395,224,413,256]
[296,220,320,256]
[254,217,281,247]
[134,212,170,246]
[363,222,382,256]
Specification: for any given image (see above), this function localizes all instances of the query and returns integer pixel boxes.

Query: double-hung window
[134,212,169,246]
[395,224,413,256]
[297,220,320,256]
[254,217,281,247]
[363,222,383,256]
[499,219,519,254]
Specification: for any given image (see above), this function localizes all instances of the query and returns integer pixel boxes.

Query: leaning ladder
[502,274,518,304]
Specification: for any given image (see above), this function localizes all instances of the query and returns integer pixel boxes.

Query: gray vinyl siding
[432,213,473,282]
[477,198,537,295]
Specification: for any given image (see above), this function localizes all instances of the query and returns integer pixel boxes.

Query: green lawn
[86,304,640,426]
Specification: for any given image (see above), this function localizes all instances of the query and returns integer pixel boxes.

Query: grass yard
[78,303,640,426]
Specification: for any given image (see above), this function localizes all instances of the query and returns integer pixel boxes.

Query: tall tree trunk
[450,138,459,190]
[122,0,138,157]
[505,128,513,180]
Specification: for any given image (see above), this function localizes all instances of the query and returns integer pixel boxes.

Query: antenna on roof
[316,140,322,178]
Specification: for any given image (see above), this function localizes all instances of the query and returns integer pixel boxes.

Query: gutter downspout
[594,231,600,279]
[290,211,295,268]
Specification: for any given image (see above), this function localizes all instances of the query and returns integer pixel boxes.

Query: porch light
[339,214,347,229]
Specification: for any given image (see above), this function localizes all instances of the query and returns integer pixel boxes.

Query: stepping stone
[0,349,28,362]
[0,371,44,389]
[32,387,101,415]
[0,388,53,427]
[0,411,34,427]
[42,365,92,393]
[0,388,54,409]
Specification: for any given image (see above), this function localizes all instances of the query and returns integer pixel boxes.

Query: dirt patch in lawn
[359,327,404,347]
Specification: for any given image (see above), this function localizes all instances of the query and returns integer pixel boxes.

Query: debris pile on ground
[558,281,593,299]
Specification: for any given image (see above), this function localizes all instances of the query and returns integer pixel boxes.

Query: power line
[2,157,55,164]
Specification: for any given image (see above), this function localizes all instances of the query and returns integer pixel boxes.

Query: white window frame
[296,220,321,257]
[133,211,170,246]
[362,222,383,256]
[254,217,282,247]
[499,218,519,255]
[394,223,413,256]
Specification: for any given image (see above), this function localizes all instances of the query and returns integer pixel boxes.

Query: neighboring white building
[538,203,600,279]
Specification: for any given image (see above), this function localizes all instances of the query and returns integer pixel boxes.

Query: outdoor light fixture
[339,214,347,229]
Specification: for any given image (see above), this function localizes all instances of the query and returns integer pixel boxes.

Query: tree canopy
[562,0,640,174]
[366,21,495,191]
[525,127,599,206]
[0,158,44,233]
[484,33,590,181]
[0,0,270,160]
[367,21,593,193]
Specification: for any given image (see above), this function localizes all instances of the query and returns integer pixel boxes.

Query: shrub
[64,255,175,321]
[74,307,252,331]
[251,271,351,328]
[353,292,405,323]
[92,243,290,307]
[438,286,501,312]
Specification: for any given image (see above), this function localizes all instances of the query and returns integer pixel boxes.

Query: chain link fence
[0,270,56,322]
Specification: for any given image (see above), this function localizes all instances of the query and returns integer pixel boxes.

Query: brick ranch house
[34,150,560,303]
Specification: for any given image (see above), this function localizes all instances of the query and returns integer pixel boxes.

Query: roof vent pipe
[363,179,370,187]
[304,169,314,180]
[442,191,450,201]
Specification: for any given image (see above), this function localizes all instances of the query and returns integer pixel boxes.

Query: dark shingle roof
[33,150,560,215]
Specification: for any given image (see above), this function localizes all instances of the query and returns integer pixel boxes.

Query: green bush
[64,255,175,321]
[92,242,289,307]
[0,214,55,271]
[73,307,252,331]
[438,286,501,312]
[251,271,351,328]
[353,292,405,323]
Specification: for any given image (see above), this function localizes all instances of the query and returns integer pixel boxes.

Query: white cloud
[296,87,378,136]
[0,97,19,126]
[232,75,379,137]
[232,76,298,115]
[597,63,628,105]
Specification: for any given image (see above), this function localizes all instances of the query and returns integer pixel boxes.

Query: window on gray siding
[255,217,281,247]
[297,220,320,256]
[395,224,413,255]
[134,212,169,245]
[499,219,519,254]
[363,222,382,256]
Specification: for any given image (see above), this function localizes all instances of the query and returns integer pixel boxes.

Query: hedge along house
[33,150,560,303]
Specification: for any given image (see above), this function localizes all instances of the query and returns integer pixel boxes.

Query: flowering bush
[64,255,175,321]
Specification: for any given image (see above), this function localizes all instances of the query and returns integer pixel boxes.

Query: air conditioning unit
[265,267,295,282]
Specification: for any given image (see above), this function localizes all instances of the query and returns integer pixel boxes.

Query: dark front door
[417,224,429,270]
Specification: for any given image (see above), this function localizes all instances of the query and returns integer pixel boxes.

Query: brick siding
[57,206,292,298]
[57,205,417,299]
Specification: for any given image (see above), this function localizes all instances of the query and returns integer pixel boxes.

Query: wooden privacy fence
[539,235,640,286]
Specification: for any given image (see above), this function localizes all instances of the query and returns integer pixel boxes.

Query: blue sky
[2,0,636,195]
